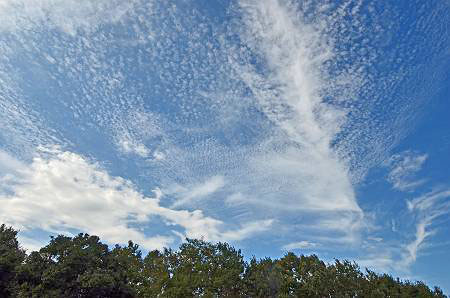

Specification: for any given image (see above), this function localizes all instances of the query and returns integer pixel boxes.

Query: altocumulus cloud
[0,0,139,35]
[0,148,272,250]
[1,0,447,280]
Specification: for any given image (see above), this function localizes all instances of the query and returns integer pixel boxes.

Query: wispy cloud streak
[385,151,428,192]
[230,0,362,237]
[402,190,450,266]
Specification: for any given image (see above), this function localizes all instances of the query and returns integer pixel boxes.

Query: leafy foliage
[0,224,26,297]
[0,224,446,297]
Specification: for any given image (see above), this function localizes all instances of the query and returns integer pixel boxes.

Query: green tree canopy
[1,224,447,298]
[0,224,26,297]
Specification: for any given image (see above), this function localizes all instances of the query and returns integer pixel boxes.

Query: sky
[0,0,449,292]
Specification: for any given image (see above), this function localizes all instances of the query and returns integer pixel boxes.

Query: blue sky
[0,0,449,292]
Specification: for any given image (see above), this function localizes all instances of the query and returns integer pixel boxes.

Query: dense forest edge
[0,224,446,297]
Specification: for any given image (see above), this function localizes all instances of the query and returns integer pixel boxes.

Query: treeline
[0,224,446,297]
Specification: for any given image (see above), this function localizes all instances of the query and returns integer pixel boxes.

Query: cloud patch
[0,148,271,250]
[0,0,139,35]
[282,240,318,251]
[359,189,450,274]
[169,176,226,208]
[402,190,450,267]
[385,151,428,192]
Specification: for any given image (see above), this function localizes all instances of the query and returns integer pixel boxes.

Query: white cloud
[2,0,426,254]
[226,0,364,240]
[0,149,271,250]
[402,220,432,267]
[282,240,317,251]
[0,149,172,250]
[407,190,450,212]
[249,147,360,212]
[113,110,166,159]
[357,188,450,277]
[153,150,165,161]
[0,0,140,35]
[355,242,413,274]
[367,236,383,242]
[357,254,397,274]
[385,151,428,191]
[401,190,450,267]
[1,0,441,262]
[0,150,26,173]
[117,136,151,158]
[0,150,27,195]
[170,176,226,207]
[222,219,274,241]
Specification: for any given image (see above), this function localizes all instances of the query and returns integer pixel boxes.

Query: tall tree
[139,249,171,297]
[163,239,245,297]
[0,224,26,297]
[243,257,282,297]
[108,241,144,297]
[16,233,135,297]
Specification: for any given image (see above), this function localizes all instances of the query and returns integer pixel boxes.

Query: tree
[139,249,171,297]
[16,233,135,297]
[15,250,54,297]
[163,239,245,297]
[327,259,365,297]
[108,241,144,297]
[1,223,447,297]
[293,254,332,297]
[243,257,282,297]
[0,224,26,297]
